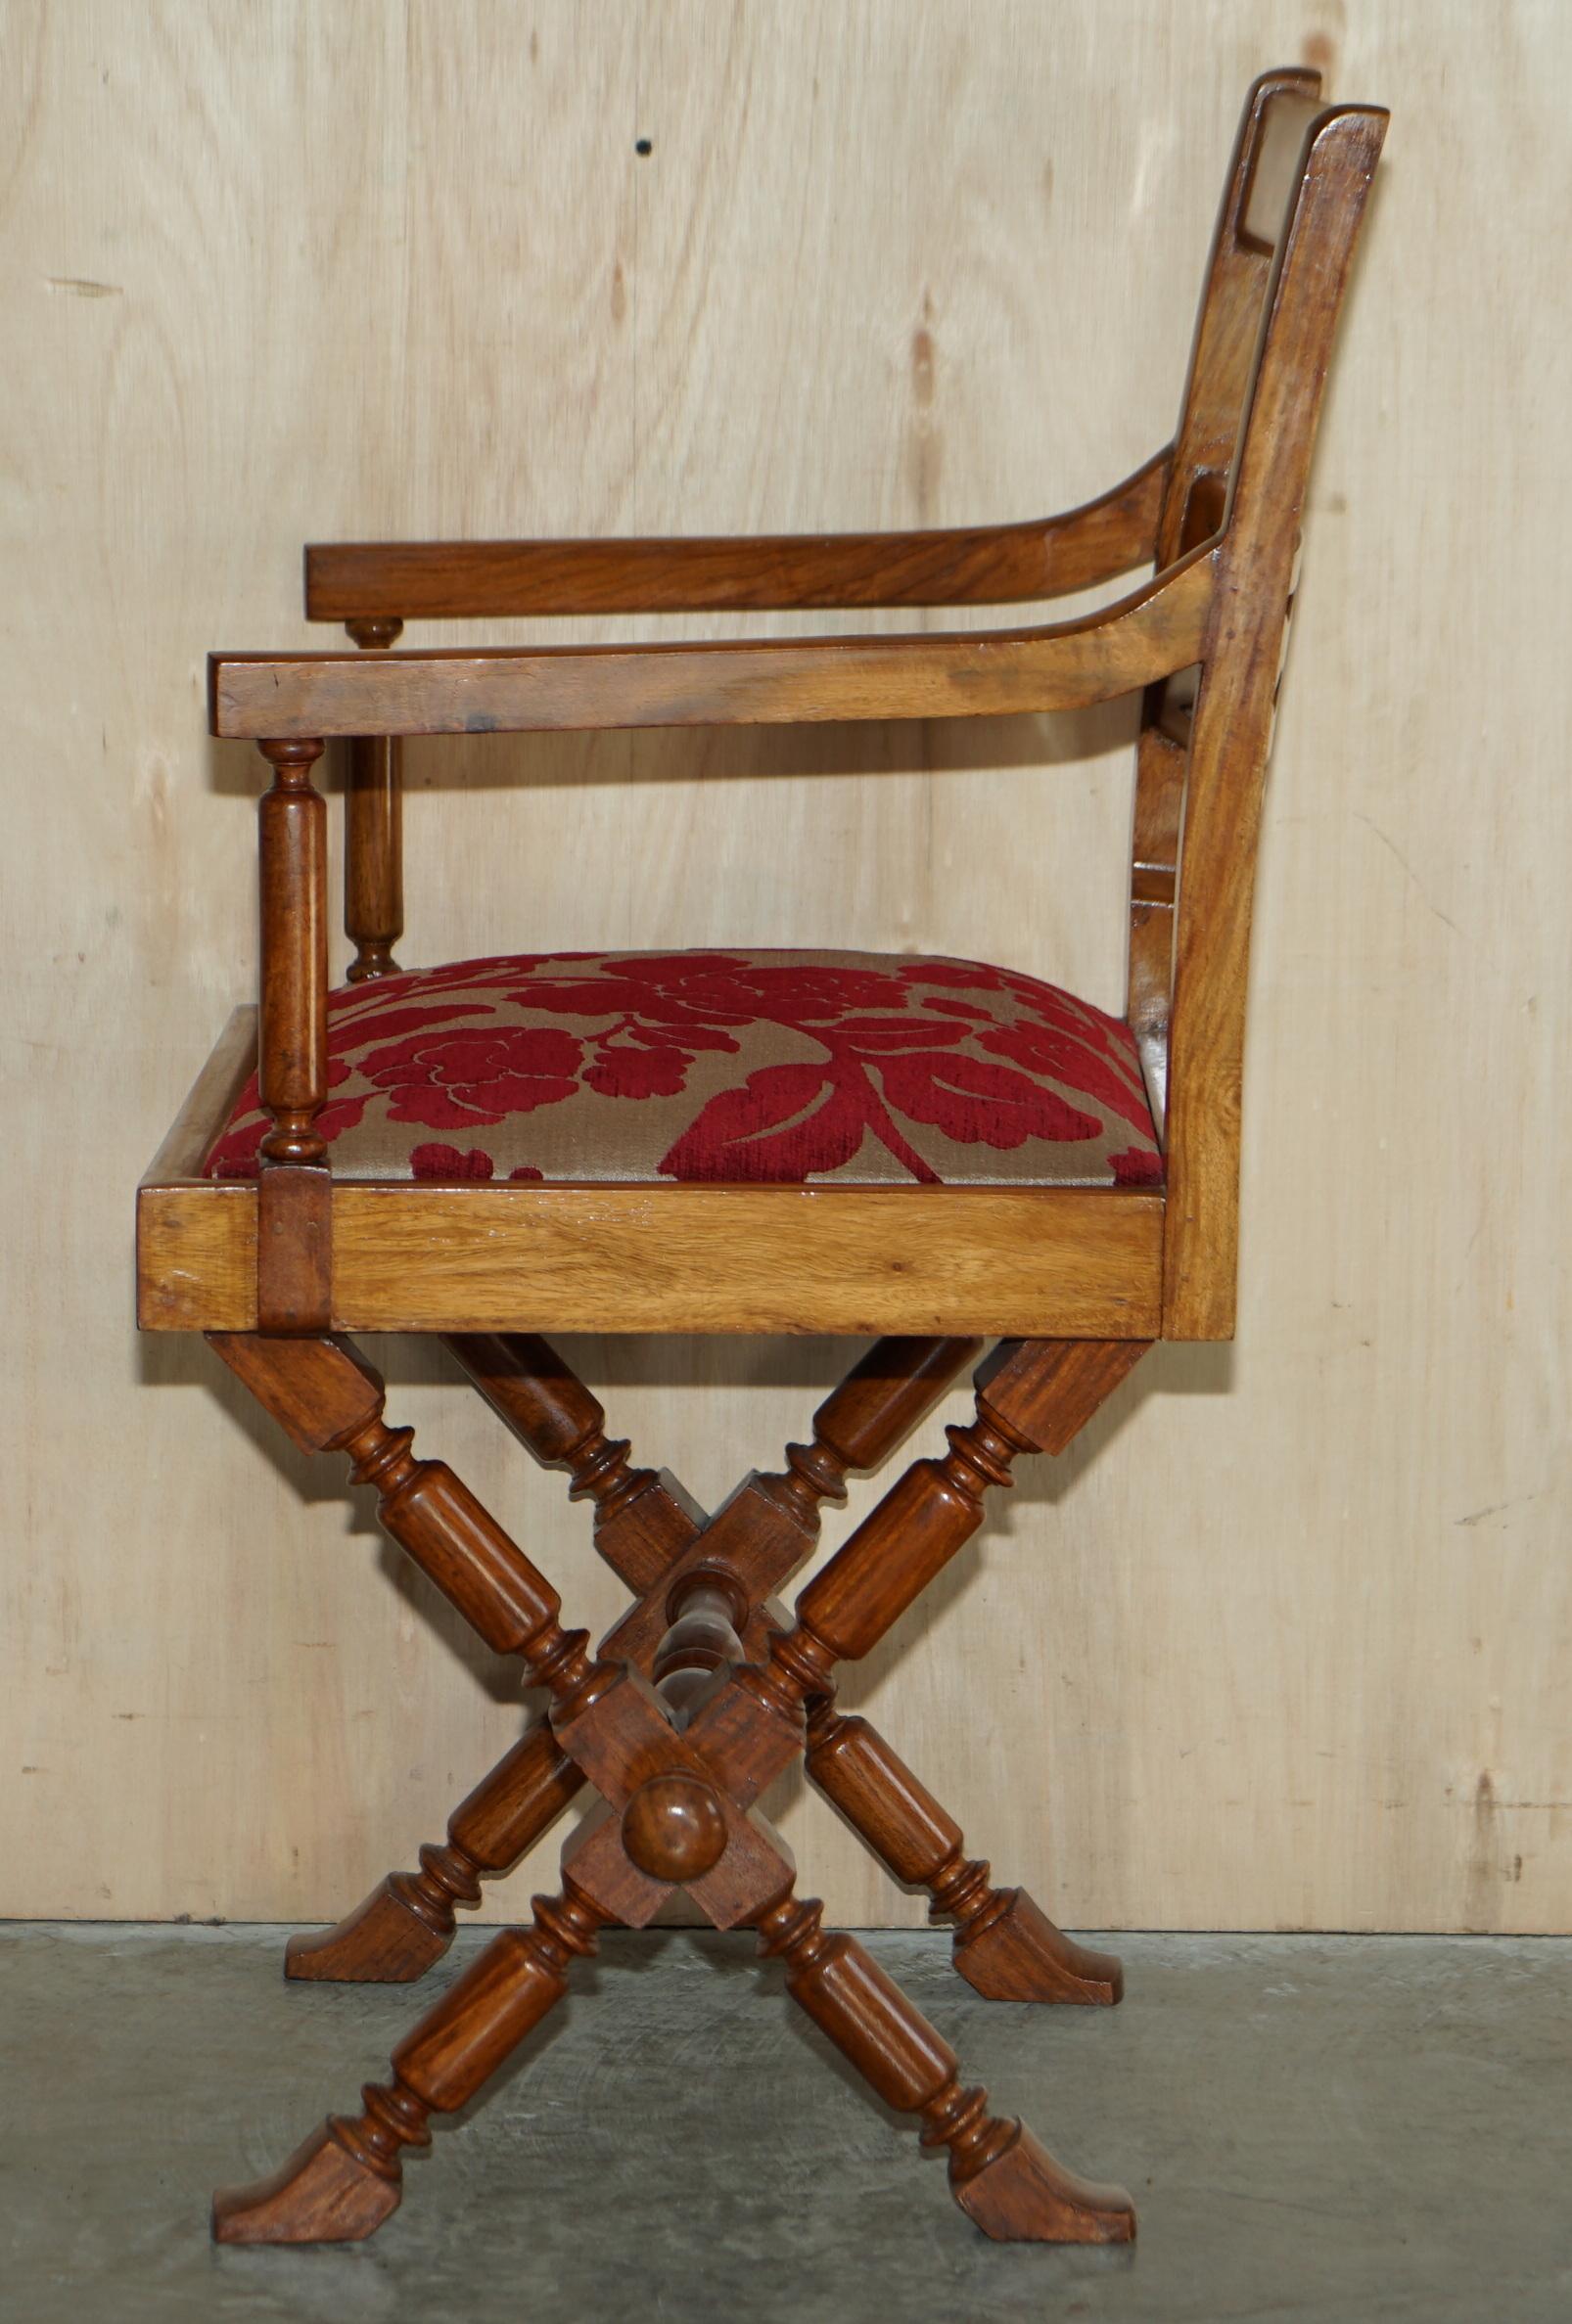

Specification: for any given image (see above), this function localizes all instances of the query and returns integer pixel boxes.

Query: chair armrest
[212,542,1216,742]
[303,450,1172,622]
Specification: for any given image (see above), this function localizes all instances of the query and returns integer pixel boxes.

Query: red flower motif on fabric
[878,1051,1102,1150]
[654,999,1095,1182]
[359,1025,582,1130]
[660,1062,874,1182]
[411,1143,497,1180]
[976,1019,1151,1137]
[407,1144,547,1181]
[205,948,1161,1189]
[581,1032,703,1101]
[1109,1145,1164,1186]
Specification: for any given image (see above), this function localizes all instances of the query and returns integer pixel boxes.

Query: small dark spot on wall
[907,307,942,517]
[1301,29,1337,78]
[1509,1853,1523,1883]
[1462,1767,1503,1926]
[635,137,653,158]
[910,325,936,410]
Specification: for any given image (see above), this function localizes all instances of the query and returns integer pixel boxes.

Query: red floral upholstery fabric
[207,949,1161,1189]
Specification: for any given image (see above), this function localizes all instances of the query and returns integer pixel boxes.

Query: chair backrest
[1129,71,1386,1336]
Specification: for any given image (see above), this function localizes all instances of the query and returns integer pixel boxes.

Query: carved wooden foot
[212,2119,404,2245]
[757,1885,1133,2245]
[806,1706,1121,2004]
[954,2122,1136,2244]
[216,1878,609,2244]
[286,1720,584,1982]
[283,1878,454,1984]
[952,1888,1123,2006]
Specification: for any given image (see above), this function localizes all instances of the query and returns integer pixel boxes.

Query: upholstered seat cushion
[207,949,1161,1189]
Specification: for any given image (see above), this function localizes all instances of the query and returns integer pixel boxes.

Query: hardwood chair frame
[136,71,1386,2248]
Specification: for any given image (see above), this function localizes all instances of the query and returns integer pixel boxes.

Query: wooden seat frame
[135,71,1385,2248]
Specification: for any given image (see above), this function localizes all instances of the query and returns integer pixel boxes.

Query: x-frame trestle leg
[284,1328,1122,2011]
[206,1328,1147,2248]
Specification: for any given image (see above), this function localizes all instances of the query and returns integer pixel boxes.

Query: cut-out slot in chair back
[1156,69,1325,576]
[1238,89,1328,252]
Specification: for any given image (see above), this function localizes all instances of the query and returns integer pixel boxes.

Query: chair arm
[302,450,1172,622]
[212,543,1217,742]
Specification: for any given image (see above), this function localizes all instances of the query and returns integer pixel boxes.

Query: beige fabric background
[2,0,1567,1931]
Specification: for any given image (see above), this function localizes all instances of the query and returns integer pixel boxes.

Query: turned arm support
[255,739,329,1162]
[302,450,1171,622]
[210,543,1216,742]
[253,737,332,1331]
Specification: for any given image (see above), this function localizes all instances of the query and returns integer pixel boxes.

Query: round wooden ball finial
[621,1773,727,1884]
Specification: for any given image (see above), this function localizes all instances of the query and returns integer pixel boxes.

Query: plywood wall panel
[1,0,1566,1931]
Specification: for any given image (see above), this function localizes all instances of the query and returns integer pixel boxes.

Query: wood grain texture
[1162,107,1386,1337]
[209,550,1216,738]
[5,2,1569,1934]
[254,741,329,1162]
[137,1172,1164,1337]
[304,449,1170,618]
[1128,67,1318,1143]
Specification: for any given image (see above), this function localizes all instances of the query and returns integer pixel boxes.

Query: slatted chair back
[1129,76,1385,1333]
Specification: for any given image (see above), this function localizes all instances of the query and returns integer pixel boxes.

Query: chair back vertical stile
[1129,68,1324,1132]
[135,70,1388,2252]
[1163,103,1386,1335]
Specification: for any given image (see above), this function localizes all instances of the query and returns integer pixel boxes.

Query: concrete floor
[0,1925,1565,2323]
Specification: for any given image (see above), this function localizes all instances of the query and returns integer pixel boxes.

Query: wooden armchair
[138,70,1385,2249]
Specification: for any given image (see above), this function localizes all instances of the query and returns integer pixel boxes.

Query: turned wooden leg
[806,1706,1122,2005]
[286,1720,585,1982]
[756,1887,1134,2245]
[214,1876,610,2245]
[206,1331,622,1966]
[207,1335,605,1703]
[279,1331,699,1981]
[703,1339,1148,2017]
[444,1330,705,1597]
[711,1342,1146,1784]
